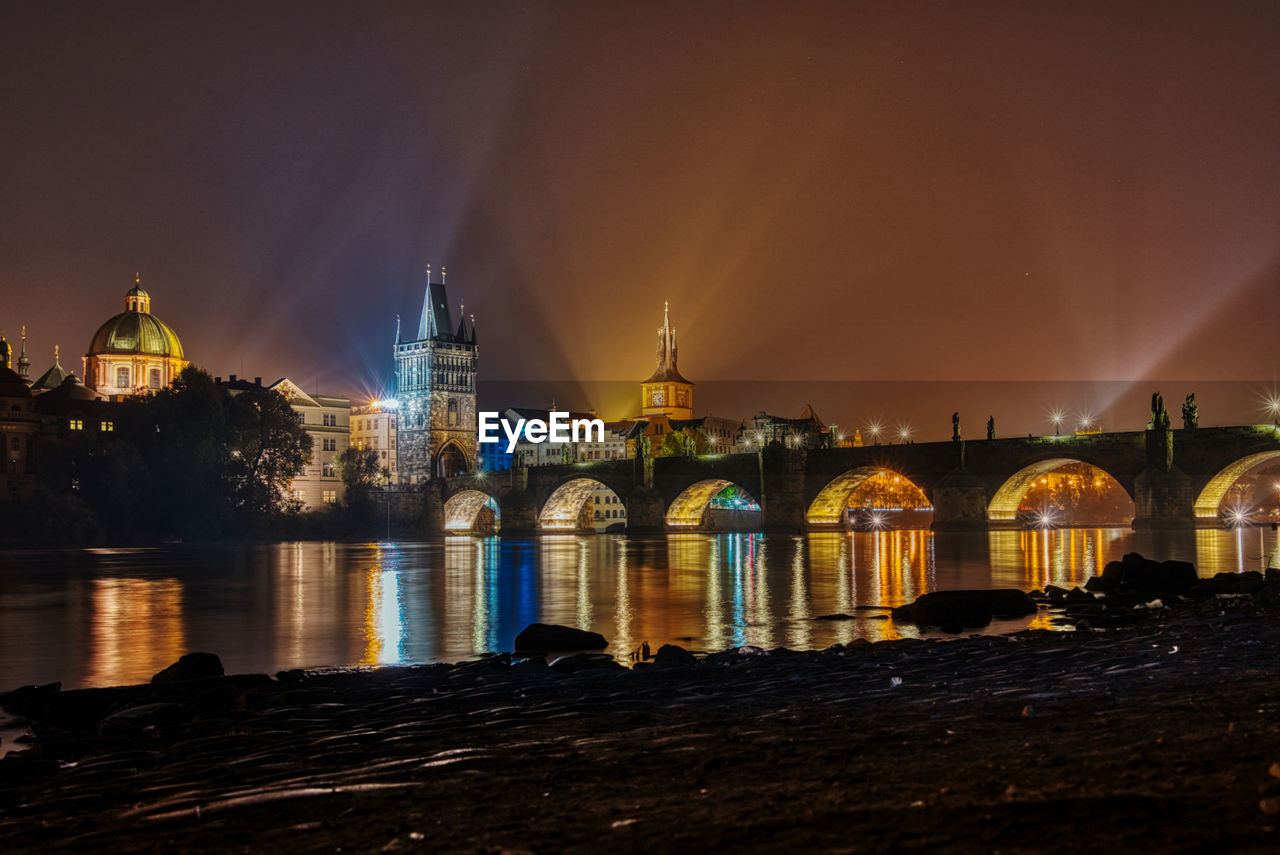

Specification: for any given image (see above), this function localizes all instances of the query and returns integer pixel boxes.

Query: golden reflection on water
[13,525,1280,690]
[359,545,403,666]
[86,577,186,687]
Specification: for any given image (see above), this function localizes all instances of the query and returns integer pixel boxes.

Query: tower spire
[17,324,30,380]
[395,313,402,345]
[418,265,434,340]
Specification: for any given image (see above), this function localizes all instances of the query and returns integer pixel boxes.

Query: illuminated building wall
[350,401,397,482]
[271,378,349,509]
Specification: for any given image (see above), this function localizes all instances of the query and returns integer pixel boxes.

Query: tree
[227,385,312,519]
[659,428,698,458]
[337,445,382,494]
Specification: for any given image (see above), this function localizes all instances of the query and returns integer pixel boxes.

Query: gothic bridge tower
[393,267,477,483]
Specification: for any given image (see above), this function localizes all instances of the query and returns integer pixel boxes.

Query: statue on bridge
[952,411,961,442]
[1150,391,1171,431]
[1182,393,1198,430]
[986,415,994,440]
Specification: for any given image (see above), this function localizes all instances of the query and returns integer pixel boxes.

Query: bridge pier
[761,447,807,532]
[626,487,665,532]
[930,468,991,531]
[498,490,539,534]
[1132,428,1196,529]
[1132,468,1196,529]
[423,481,446,535]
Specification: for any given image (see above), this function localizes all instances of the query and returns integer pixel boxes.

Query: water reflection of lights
[88,577,186,688]
[361,545,403,666]
[787,538,811,651]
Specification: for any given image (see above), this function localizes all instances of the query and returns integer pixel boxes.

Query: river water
[1,527,1277,691]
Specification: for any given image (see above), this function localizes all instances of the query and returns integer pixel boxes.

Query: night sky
[4,1,1279,435]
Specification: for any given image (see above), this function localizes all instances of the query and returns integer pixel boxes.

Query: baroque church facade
[393,269,477,484]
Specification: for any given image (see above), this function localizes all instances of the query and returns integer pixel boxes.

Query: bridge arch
[539,477,626,531]
[987,457,1132,525]
[443,489,501,533]
[806,467,931,527]
[665,479,761,528]
[1192,451,1280,521]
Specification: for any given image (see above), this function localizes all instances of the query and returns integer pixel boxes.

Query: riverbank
[3,592,1280,852]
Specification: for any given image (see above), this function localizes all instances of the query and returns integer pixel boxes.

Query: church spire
[395,313,402,345]
[17,325,30,380]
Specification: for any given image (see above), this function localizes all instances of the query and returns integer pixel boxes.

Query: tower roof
[32,348,73,392]
[642,301,692,385]
[407,270,472,344]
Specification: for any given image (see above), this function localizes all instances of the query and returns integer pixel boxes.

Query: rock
[1044,585,1069,602]
[547,653,625,674]
[0,682,61,718]
[652,644,698,667]
[151,652,224,683]
[1084,553,1199,594]
[892,589,1036,628]
[97,702,186,736]
[513,623,608,652]
[814,613,855,621]
[1074,620,1093,632]
[1064,587,1096,603]
[1188,570,1266,598]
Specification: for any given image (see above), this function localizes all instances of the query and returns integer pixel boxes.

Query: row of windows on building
[68,419,114,432]
[595,508,624,519]
[114,367,163,390]
[594,494,623,504]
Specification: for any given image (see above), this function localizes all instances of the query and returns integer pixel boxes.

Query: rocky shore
[4,558,1280,853]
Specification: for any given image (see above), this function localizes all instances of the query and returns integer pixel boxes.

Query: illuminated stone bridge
[423,425,1280,534]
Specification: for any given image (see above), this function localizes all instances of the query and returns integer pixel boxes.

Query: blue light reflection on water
[0,526,1276,690]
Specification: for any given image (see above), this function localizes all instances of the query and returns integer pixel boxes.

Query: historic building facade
[350,400,398,483]
[84,277,188,399]
[268,378,349,508]
[393,271,477,484]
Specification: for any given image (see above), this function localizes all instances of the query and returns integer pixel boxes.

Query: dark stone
[1188,570,1266,597]
[0,682,61,718]
[514,623,608,652]
[653,644,698,667]
[1064,587,1096,604]
[892,589,1036,628]
[151,652,224,684]
[547,653,625,674]
[1084,553,1199,595]
[1044,585,1069,601]
[97,702,186,736]
[814,613,855,621]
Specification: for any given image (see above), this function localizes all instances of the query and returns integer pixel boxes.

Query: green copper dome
[87,283,185,360]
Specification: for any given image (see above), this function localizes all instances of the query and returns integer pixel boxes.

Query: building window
[115,366,130,388]
[69,418,84,431]
[148,368,162,390]
[323,463,336,478]
[100,421,114,432]
[322,490,337,504]
[448,398,459,426]
[322,438,337,452]
[10,437,18,451]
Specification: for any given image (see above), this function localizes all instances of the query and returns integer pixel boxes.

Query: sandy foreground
[2,593,1280,854]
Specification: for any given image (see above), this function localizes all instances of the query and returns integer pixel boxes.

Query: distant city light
[372,398,399,410]
[867,422,883,440]
[897,425,912,442]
